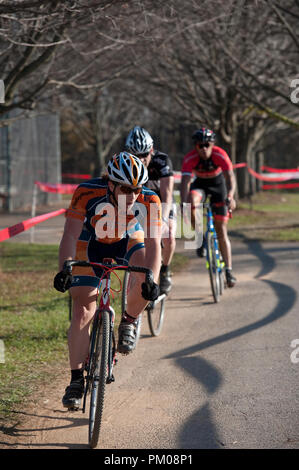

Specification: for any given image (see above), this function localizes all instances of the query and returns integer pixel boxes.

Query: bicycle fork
[106,305,116,384]
[100,277,117,385]
[205,210,224,273]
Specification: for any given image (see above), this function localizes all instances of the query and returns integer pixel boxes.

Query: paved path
[1,234,299,449]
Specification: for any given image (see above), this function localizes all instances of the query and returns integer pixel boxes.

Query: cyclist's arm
[159,175,174,222]
[58,217,84,271]
[180,173,193,204]
[223,169,236,210]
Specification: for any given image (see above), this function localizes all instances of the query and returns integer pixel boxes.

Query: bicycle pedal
[66,405,80,412]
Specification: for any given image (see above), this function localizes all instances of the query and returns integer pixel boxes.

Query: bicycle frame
[64,258,154,393]
[203,201,225,302]
[204,203,222,274]
[81,266,116,414]
[98,273,116,385]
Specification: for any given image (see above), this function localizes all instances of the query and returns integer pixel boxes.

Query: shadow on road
[0,409,89,449]
[168,237,298,449]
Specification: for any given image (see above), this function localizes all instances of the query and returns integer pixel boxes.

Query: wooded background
[0,0,298,201]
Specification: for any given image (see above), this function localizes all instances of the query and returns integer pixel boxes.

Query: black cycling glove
[54,270,72,293]
[141,281,160,301]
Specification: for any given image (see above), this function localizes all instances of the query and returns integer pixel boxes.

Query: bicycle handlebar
[63,259,154,285]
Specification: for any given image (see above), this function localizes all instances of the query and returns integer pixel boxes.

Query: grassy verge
[229,191,299,241]
[0,242,188,427]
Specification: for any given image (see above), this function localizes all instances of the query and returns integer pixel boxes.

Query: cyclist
[180,127,237,288]
[54,152,161,410]
[125,126,176,295]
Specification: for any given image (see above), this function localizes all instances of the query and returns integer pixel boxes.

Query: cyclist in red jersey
[54,152,161,410]
[180,128,237,287]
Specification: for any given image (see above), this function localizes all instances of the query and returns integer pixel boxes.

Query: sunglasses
[116,184,142,195]
[197,143,210,149]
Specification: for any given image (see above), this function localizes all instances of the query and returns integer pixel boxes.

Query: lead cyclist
[54,152,161,410]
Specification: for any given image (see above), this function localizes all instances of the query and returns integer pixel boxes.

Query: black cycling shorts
[190,176,228,221]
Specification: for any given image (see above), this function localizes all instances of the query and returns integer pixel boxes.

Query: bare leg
[161,218,176,266]
[214,219,232,269]
[125,248,149,318]
[68,285,98,370]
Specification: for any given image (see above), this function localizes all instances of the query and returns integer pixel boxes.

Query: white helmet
[125,126,153,155]
[107,152,148,187]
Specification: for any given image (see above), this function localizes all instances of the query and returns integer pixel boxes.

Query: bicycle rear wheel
[147,294,166,336]
[121,271,142,345]
[207,231,221,303]
[88,309,110,449]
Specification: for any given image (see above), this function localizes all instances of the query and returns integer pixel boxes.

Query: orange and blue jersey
[66,177,162,287]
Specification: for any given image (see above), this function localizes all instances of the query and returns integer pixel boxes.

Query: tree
[0,0,163,116]
[120,0,299,197]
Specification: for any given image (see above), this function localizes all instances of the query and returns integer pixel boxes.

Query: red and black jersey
[181,146,233,181]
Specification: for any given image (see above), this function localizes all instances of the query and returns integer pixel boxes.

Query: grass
[0,244,69,421]
[0,242,188,427]
[229,191,299,241]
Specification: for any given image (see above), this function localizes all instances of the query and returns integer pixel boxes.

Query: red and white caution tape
[35,181,78,194]
[0,208,66,242]
[262,182,299,190]
[261,165,299,173]
[62,173,91,179]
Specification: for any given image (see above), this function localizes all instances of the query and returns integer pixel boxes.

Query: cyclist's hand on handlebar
[141,281,160,301]
[54,270,72,293]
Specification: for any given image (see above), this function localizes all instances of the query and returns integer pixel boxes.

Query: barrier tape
[262,182,299,190]
[246,167,291,182]
[62,173,91,179]
[261,165,299,173]
[35,181,78,194]
[233,163,247,168]
[0,208,66,242]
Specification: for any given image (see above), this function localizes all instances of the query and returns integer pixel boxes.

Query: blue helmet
[107,151,148,187]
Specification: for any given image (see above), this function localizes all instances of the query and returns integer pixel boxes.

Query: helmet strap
[107,183,118,208]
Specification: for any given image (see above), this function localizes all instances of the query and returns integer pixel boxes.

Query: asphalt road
[1,217,299,449]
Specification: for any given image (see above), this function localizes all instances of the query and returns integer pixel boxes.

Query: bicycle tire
[88,309,110,449]
[147,295,166,337]
[121,271,142,345]
[207,231,221,303]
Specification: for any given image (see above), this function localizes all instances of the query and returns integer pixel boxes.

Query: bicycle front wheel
[207,232,221,303]
[88,309,110,449]
[147,295,166,337]
[122,271,142,345]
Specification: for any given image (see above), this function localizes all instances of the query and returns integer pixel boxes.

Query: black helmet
[192,127,216,143]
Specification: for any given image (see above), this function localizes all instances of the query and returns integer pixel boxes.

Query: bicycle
[122,270,167,338]
[63,259,154,449]
[202,200,226,303]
